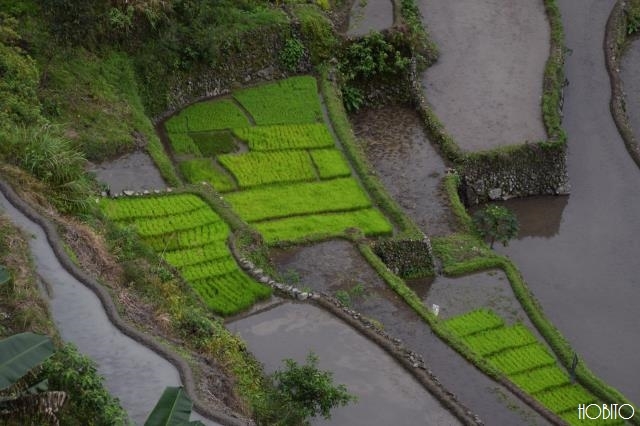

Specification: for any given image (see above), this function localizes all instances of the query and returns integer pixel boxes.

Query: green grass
[254,208,393,244]
[463,324,538,357]
[168,133,202,156]
[100,194,270,315]
[310,149,351,179]
[218,151,317,188]
[233,76,322,125]
[179,158,236,192]
[190,131,237,156]
[224,178,372,222]
[233,123,334,151]
[487,344,556,375]
[510,366,571,394]
[166,99,251,132]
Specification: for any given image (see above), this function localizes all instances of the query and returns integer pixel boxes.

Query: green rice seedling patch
[254,208,393,244]
[442,309,505,337]
[510,366,571,395]
[142,222,231,252]
[225,178,372,222]
[462,323,538,357]
[535,384,596,415]
[310,149,352,179]
[487,344,556,375]
[166,99,251,132]
[179,158,236,192]
[192,270,272,316]
[101,194,270,315]
[233,76,322,125]
[99,194,205,220]
[122,207,219,237]
[167,133,202,156]
[233,123,334,151]
[190,131,237,156]
[218,151,317,188]
[162,242,230,268]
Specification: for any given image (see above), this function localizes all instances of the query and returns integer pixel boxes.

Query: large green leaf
[145,386,203,426]
[0,333,54,390]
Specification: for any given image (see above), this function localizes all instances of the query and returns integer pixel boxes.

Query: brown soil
[418,0,549,151]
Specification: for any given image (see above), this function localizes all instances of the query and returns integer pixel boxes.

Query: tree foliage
[472,205,519,248]
[255,353,356,425]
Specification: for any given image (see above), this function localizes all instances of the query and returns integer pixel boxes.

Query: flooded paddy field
[418,0,549,150]
[228,302,460,426]
[351,105,455,236]
[271,240,550,425]
[621,37,640,145]
[494,0,640,404]
[88,150,166,193]
[347,0,394,37]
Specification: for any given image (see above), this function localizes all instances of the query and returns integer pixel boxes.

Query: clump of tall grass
[0,124,91,213]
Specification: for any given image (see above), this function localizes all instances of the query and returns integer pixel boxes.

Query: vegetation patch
[310,149,352,179]
[233,76,322,125]
[190,131,237,156]
[168,133,202,156]
[371,239,434,278]
[233,124,334,151]
[443,309,623,426]
[179,159,236,192]
[100,194,271,316]
[218,151,317,188]
[165,99,251,133]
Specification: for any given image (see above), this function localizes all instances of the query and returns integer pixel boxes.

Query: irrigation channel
[0,189,217,425]
[492,0,640,405]
[227,302,460,426]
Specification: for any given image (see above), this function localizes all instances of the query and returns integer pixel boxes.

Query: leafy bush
[472,205,519,248]
[293,4,337,65]
[279,37,305,71]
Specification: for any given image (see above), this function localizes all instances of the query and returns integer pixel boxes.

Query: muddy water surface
[418,0,548,150]
[351,106,455,236]
[0,191,216,425]
[621,37,640,144]
[272,240,549,425]
[88,151,166,193]
[228,302,459,426]
[347,0,394,37]
[495,0,640,404]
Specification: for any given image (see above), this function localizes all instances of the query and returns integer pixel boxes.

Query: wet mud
[88,151,166,193]
[496,0,640,404]
[351,106,455,236]
[418,0,549,151]
[272,240,550,425]
[347,0,394,37]
[621,37,640,145]
[228,302,459,425]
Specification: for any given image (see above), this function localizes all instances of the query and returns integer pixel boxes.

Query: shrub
[279,37,305,72]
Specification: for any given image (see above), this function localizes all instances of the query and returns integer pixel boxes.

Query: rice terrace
[0,0,639,425]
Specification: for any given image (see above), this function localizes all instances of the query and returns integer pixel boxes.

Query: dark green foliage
[190,131,237,156]
[472,205,519,248]
[398,0,439,63]
[255,353,356,425]
[279,37,305,71]
[627,0,640,34]
[145,386,203,426]
[339,32,411,82]
[340,85,363,113]
[372,239,434,278]
[292,4,338,65]
[39,344,128,425]
[0,16,41,130]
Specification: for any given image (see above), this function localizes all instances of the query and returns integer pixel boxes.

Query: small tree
[256,352,356,425]
[473,205,519,248]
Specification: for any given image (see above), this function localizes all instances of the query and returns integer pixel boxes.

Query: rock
[143,190,150,195]
[259,276,269,284]
[297,292,308,301]
[123,190,135,196]
[154,189,161,194]
[101,191,107,197]
[488,188,502,200]
[254,268,263,275]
